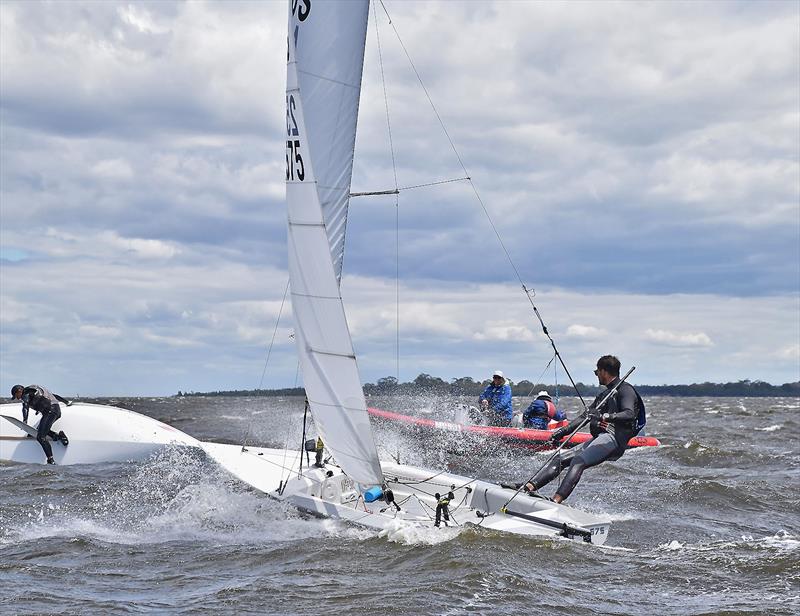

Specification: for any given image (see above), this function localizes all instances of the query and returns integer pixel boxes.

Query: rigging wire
[554,356,560,405]
[349,176,470,198]
[525,354,556,399]
[396,177,470,192]
[259,278,291,389]
[241,278,291,451]
[378,0,587,409]
[372,0,401,383]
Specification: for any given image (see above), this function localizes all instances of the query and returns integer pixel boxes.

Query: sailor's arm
[602,385,637,423]
[555,411,588,437]
[478,385,492,408]
[551,390,603,440]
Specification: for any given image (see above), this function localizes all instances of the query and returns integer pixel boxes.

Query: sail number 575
[286,94,305,181]
[286,139,305,181]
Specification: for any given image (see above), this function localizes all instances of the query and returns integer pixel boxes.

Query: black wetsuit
[20,385,65,460]
[530,378,644,500]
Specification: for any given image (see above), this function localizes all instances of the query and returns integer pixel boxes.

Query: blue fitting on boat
[363,486,383,503]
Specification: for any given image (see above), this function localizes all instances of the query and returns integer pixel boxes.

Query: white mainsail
[286,0,383,487]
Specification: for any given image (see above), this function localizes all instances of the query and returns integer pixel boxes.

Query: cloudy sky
[1,1,798,396]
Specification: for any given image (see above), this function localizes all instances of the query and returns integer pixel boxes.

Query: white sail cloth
[286,0,383,487]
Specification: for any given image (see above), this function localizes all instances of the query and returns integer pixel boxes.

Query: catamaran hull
[201,442,611,545]
[0,402,200,465]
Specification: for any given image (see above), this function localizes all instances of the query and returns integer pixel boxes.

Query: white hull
[1,402,612,543]
[0,402,200,465]
[201,442,611,545]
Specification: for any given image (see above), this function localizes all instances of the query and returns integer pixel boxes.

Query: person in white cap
[522,390,567,429]
[478,370,513,426]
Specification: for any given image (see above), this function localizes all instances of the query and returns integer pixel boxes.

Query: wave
[656,530,798,554]
[0,446,376,548]
[664,440,776,470]
[671,478,771,513]
[0,444,476,551]
[378,518,463,545]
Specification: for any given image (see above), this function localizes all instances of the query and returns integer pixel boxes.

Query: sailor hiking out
[519,356,645,502]
[10,384,71,464]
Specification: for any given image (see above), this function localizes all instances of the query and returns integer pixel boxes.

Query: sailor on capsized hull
[10,384,71,464]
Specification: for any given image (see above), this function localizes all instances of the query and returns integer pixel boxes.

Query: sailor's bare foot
[552,494,564,504]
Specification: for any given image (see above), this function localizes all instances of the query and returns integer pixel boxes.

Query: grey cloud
[2,1,281,140]
[1,1,798,394]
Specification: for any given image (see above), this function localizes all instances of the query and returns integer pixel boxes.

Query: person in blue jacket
[479,370,513,426]
[522,391,567,429]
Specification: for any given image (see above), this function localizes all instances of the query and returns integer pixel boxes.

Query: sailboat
[201,0,612,544]
[0,0,612,544]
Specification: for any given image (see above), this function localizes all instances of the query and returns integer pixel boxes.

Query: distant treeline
[178,375,800,398]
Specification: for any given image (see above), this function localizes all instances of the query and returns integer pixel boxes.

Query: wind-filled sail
[286,0,383,486]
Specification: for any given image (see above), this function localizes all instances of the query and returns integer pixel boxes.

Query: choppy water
[1,395,798,615]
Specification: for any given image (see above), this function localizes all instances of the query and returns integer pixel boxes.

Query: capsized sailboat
[203,0,612,544]
[0,402,200,465]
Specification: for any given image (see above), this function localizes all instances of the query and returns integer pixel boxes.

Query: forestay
[286,0,383,487]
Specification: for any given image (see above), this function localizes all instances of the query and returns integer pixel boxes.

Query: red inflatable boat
[367,407,661,450]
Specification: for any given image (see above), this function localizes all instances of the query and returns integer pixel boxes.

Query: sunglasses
[594,369,602,375]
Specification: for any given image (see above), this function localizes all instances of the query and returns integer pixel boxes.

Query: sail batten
[286,0,382,487]
[306,349,357,360]
[296,70,362,89]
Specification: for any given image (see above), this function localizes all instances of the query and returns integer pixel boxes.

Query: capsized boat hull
[367,407,661,450]
[0,402,200,465]
[200,441,611,544]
